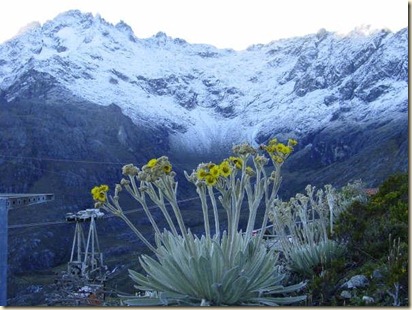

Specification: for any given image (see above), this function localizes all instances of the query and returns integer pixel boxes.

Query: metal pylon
[66,209,107,283]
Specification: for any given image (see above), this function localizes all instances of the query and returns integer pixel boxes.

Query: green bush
[334,172,408,306]
[334,173,408,262]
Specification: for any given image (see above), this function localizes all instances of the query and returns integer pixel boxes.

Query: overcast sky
[0,0,408,50]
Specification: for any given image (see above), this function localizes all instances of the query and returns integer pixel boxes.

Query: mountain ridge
[0,10,407,156]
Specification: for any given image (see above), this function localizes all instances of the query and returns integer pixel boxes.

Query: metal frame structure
[66,209,106,283]
[50,208,108,305]
[0,193,54,306]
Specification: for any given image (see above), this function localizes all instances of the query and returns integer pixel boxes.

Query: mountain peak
[16,21,41,36]
[52,9,95,25]
[115,20,134,34]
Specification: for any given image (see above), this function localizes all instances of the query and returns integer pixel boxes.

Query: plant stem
[124,183,161,237]
[146,182,179,236]
[198,185,211,239]
[107,199,158,253]
[160,176,187,235]
[208,185,220,236]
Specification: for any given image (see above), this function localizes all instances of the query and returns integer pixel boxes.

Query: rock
[372,269,384,279]
[362,296,375,304]
[341,275,369,289]
[340,290,352,299]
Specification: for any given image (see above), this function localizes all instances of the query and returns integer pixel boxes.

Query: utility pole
[0,193,54,306]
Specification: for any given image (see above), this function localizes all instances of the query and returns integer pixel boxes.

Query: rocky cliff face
[0,10,408,289]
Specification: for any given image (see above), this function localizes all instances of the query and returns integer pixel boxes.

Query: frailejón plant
[91,138,306,306]
[268,182,366,276]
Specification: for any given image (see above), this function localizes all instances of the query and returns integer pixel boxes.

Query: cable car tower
[66,208,107,282]
[55,208,108,305]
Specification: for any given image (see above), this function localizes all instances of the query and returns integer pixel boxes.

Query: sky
[0,0,408,50]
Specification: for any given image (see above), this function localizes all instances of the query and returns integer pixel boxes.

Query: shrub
[334,173,408,263]
[334,172,408,305]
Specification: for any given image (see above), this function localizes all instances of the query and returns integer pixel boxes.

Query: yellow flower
[91,185,109,202]
[245,166,255,177]
[207,163,216,169]
[234,158,243,169]
[276,143,286,153]
[205,174,218,186]
[196,168,208,180]
[163,164,172,174]
[210,165,220,177]
[100,184,109,192]
[147,158,158,168]
[91,186,99,196]
[229,156,243,169]
[266,145,276,154]
[219,161,231,177]
[282,145,292,155]
[288,138,298,146]
[272,155,284,164]
[97,191,106,202]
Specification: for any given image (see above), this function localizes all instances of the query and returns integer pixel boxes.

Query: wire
[0,154,195,169]
[120,195,201,216]
[8,194,204,230]
[8,220,68,229]
[0,154,144,166]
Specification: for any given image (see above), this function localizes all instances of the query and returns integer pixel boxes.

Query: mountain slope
[0,10,407,155]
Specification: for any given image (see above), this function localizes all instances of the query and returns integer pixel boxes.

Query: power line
[8,220,68,229]
[8,195,203,230]
[0,154,195,170]
[0,154,141,166]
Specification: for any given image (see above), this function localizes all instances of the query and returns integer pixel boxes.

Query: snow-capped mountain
[1,10,407,155]
[0,10,408,194]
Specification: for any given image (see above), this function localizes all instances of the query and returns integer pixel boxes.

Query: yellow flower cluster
[228,156,243,169]
[232,143,257,156]
[262,138,297,164]
[194,156,246,186]
[145,157,173,174]
[91,184,109,203]
[139,156,173,182]
[194,160,225,186]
